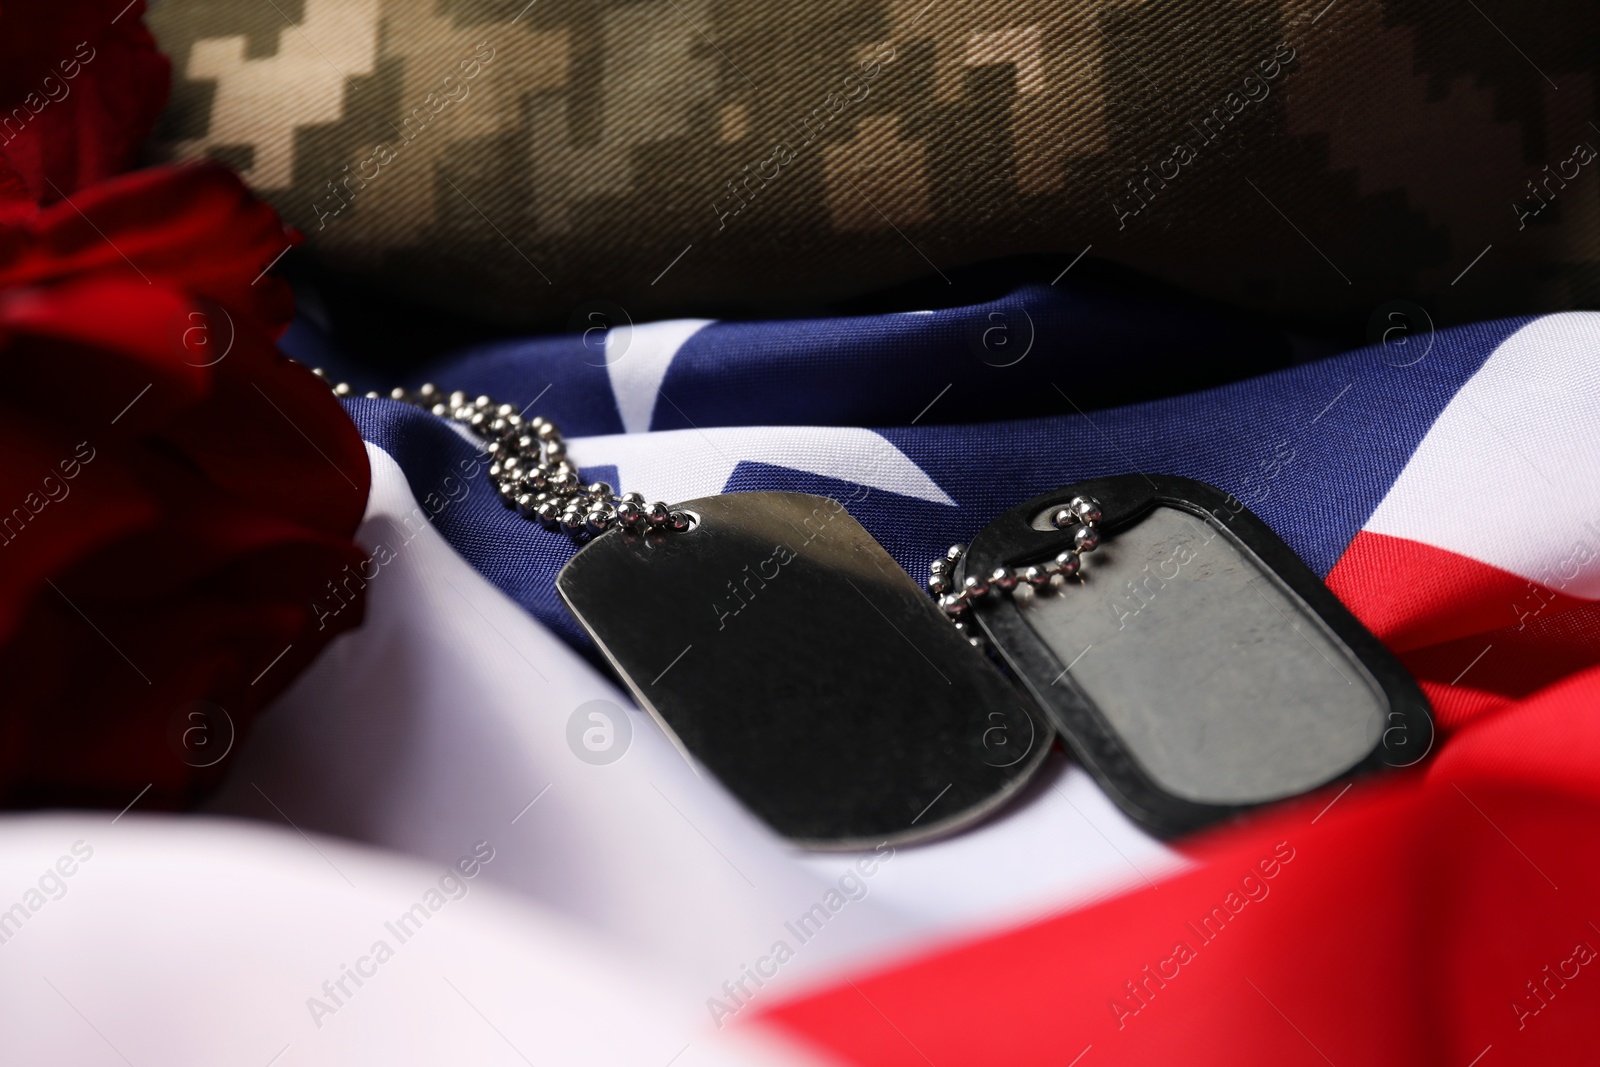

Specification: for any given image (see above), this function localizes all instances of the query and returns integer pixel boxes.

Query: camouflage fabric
[146,0,1599,330]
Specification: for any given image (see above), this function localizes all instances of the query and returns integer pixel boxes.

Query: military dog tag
[961,474,1432,837]
[558,491,1052,849]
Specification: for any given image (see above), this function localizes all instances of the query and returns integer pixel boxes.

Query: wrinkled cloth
[0,164,370,808]
[306,289,1600,1063]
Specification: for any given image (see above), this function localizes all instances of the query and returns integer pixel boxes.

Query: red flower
[0,0,170,217]
[0,162,371,808]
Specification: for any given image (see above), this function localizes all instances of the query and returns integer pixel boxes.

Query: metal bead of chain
[928,496,1104,646]
[312,371,688,539]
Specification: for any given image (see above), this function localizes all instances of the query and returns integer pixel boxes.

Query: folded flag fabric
[298,286,1600,1063]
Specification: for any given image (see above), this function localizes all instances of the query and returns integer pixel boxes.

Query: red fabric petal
[169,331,372,538]
[0,162,369,809]
[0,535,367,807]
[0,275,209,427]
[0,417,153,639]
[0,0,169,205]
[0,164,298,334]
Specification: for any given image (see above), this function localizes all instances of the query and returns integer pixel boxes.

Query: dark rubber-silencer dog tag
[558,491,1052,849]
[962,474,1433,838]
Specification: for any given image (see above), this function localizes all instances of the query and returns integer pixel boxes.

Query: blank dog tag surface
[963,475,1432,837]
[557,492,1052,849]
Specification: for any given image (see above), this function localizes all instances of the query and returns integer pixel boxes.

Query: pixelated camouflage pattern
[146,0,1599,329]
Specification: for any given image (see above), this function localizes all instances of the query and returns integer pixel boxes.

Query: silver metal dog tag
[962,475,1432,836]
[558,491,1052,849]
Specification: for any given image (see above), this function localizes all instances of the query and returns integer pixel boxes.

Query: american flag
[57,286,1582,1065]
